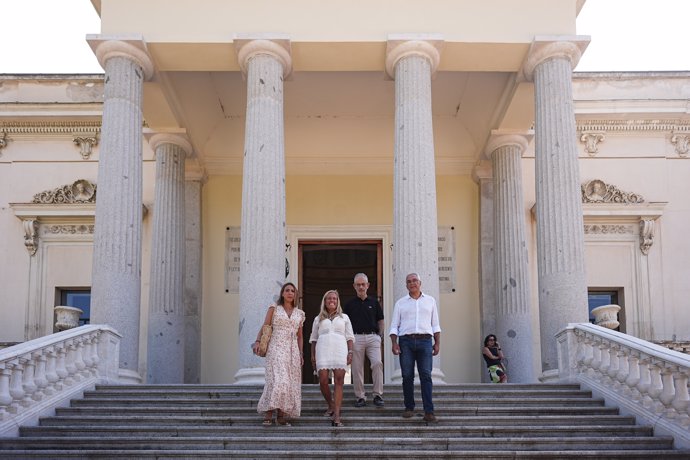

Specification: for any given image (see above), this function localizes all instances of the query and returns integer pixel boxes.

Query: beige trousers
[351,333,384,400]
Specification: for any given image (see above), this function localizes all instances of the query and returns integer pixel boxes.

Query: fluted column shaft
[147,139,188,383]
[90,50,149,381]
[489,135,535,382]
[389,38,443,380]
[235,41,290,383]
[529,41,589,372]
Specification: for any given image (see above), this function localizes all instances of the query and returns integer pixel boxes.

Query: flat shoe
[323,409,334,417]
[332,421,344,427]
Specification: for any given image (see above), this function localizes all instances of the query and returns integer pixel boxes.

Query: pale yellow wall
[200,173,481,383]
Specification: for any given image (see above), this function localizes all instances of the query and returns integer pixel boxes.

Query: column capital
[471,160,493,183]
[87,35,155,80]
[144,129,194,157]
[484,129,534,160]
[235,36,292,78]
[385,34,443,80]
[522,35,590,82]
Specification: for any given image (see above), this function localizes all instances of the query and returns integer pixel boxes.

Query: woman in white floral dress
[252,282,305,426]
[309,290,354,427]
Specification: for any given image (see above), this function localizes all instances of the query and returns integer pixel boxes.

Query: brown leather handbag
[256,305,276,357]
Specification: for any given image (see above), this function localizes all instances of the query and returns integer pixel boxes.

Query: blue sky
[1,0,689,73]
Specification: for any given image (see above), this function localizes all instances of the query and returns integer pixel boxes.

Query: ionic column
[184,160,206,384]
[523,37,590,374]
[386,37,445,381]
[486,131,535,383]
[234,38,291,384]
[145,132,193,383]
[87,37,154,383]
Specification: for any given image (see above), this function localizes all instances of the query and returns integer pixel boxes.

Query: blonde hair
[318,290,343,321]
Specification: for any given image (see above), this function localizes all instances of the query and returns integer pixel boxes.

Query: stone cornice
[0,121,101,136]
[576,119,690,133]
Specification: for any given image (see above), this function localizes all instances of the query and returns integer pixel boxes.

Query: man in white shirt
[389,273,441,422]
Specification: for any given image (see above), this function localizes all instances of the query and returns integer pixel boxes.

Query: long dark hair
[277,282,300,309]
[484,334,497,347]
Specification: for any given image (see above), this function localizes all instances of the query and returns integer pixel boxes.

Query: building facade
[1,0,688,384]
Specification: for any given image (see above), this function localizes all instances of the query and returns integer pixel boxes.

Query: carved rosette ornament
[32,180,97,204]
[580,132,605,156]
[581,179,644,204]
[671,133,690,157]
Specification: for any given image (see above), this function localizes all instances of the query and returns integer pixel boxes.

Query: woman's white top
[309,314,355,371]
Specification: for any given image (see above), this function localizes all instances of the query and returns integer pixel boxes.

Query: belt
[404,333,432,339]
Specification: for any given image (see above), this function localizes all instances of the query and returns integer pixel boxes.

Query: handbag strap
[265,304,276,326]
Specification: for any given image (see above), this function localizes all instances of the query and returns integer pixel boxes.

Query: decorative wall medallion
[583,224,633,235]
[32,180,97,204]
[580,132,605,156]
[671,133,689,157]
[581,179,644,204]
[73,133,99,160]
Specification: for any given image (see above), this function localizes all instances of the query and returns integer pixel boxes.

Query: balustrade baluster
[82,336,94,377]
[0,366,13,417]
[670,368,690,427]
[90,332,101,376]
[625,351,641,400]
[74,338,87,380]
[32,351,47,401]
[21,355,37,405]
[582,335,594,374]
[647,361,665,414]
[607,345,620,387]
[55,345,68,389]
[64,342,77,385]
[44,348,58,395]
[659,366,677,419]
[616,346,630,387]
[599,342,611,383]
[8,361,25,412]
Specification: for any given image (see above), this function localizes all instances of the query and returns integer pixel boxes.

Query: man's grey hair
[406,272,421,282]
[353,273,369,283]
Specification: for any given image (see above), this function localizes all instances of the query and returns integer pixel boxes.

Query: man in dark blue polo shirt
[343,273,385,407]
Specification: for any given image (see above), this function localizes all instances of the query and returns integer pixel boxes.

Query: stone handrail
[556,323,690,449]
[0,324,122,437]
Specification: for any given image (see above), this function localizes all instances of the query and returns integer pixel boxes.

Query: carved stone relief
[22,219,39,256]
[583,224,634,235]
[639,219,655,255]
[73,134,99,160]
[43,224,95,235]
[579,132,605,156]
[581,179,644,204]
[32,180,97,204]
[671,133,689,157]
[0,131,7,155]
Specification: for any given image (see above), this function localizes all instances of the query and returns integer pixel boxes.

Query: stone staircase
[1,383,689,458]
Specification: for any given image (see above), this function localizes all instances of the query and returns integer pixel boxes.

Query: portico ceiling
[150,69,522,176]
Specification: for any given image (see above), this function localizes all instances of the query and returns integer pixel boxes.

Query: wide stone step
[55,405,622,417]
[2,449,690,459]
[0,435,676,451]
[20,424,654,438]
[43,413,637,427]
[69,396,607,407]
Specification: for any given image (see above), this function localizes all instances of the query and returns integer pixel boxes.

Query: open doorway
[299,240,382,383]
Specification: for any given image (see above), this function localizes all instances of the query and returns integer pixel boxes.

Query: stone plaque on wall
[438,226,456,293]
[225,227,241,293]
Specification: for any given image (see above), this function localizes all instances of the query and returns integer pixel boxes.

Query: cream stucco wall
[200,174,481,383]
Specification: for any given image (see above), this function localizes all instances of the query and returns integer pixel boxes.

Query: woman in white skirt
[309,290,354,427]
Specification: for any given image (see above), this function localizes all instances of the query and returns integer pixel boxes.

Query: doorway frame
[287,225,393,383]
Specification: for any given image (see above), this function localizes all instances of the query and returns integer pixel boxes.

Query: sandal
[323,409,334,417]
[276,416,292,426]
[262,419,273,426]
[332,420,345,427]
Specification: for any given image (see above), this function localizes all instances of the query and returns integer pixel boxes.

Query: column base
[117,368,142,384]
[234,366,267,385]
[389,367,446,384]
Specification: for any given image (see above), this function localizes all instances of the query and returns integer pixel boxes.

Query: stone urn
[54,305,83,331]
[591,304,621,329]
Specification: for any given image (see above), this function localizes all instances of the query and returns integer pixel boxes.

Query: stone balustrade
[0,325,122,437]
[556,323,690,448]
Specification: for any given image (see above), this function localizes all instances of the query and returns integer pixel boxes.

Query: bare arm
[432,331,440,356]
